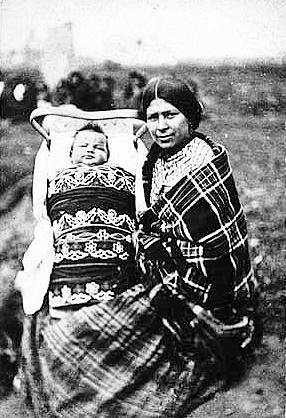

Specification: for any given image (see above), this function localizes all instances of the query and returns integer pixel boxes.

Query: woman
[135,75,261,387]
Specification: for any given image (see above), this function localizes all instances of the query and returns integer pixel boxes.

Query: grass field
[0,63,285,417]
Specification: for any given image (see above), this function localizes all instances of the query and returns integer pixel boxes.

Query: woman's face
[71,130,109,166]
[146,98,189,149]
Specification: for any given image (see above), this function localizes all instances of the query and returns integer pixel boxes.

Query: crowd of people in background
[0,69,148,121]
[51,71,116,111]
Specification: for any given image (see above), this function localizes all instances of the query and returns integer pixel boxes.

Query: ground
[0,335,284,417]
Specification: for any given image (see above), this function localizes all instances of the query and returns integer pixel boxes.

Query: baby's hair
[74,122,107,138]
[70,122,110,159]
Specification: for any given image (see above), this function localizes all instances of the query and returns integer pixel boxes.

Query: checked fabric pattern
[143,139,257,308]
[21,284,225,418]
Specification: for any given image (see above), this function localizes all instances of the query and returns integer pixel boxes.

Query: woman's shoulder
[192,132,216,150]
[183,134,215,169]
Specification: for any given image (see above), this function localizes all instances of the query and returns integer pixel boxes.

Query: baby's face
[71,130,109,166]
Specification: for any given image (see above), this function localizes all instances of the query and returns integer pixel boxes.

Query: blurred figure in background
[83,73,114,111]
[100,75,115,110]
[52,72,89,110]
[124,70,147,117]
[50,71,115,112]
[35,81,51,109]
[52,78,75,107]
[66,71,88,110]
[83,73,102,111]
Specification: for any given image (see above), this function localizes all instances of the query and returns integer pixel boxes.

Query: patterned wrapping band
[49,263,137,308]
[48,164,135,197]
[53,225,133,263]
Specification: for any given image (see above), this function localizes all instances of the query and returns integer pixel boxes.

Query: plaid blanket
[20,285,225,418]
[140,140,258,311]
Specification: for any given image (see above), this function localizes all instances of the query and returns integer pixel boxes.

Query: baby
[70,122,110,166]
[47,120,136,315]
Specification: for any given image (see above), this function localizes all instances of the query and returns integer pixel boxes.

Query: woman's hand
[138,207,159,232]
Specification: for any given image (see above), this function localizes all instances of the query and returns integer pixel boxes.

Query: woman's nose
[157,115,168,130]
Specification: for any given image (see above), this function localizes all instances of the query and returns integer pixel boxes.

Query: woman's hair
[141,76,202,129]
[70,122,110,159]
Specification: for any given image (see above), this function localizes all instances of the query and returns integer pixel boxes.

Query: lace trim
[53,208,135,238]
[48,165,135,196]
[151,137,214,204]
[49,281,116,308]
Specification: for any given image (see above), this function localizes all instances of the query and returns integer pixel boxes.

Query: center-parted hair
[141,76,202,129]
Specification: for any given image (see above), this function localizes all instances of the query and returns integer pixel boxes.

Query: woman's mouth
[157,136,173,144]
[157,135,172,140]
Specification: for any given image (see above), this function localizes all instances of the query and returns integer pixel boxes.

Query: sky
[0,0,285,65]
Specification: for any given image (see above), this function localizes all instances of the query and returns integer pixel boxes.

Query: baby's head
[70,122,109,166]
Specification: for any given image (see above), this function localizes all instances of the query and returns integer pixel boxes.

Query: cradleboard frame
[16,106,150,315]
[29,106,153,179]
[30,106,146,141]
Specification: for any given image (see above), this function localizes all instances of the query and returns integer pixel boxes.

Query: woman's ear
[188,122,193,135]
